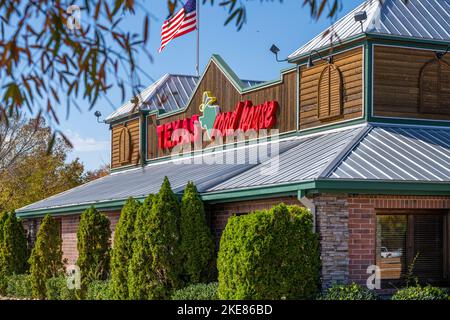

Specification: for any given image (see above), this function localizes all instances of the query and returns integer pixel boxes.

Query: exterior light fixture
[306,49,333,68]
[270,44,288,62]
[354,10,367,32]
[435,47,449,60]
[94,110,104,123]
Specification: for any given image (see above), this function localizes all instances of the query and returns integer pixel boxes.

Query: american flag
[159,0,197,52]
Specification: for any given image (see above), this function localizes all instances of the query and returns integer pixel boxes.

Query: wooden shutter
[119,127,131,164]
[420,59,450,114]
[318,64,343,120]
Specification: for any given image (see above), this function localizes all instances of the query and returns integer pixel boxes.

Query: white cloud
[65,129,109,152]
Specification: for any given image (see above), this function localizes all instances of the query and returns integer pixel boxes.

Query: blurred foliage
[0,114,85,212]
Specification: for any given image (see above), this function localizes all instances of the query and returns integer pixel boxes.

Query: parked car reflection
[380,247,403,258]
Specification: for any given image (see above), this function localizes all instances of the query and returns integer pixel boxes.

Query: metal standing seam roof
[288,0,450,60]
[16,124,450,215]
[105,74,198,122]
[105,74,264,123]
[327,125,450,181]
[16,138,302,213]
[207,126,365,192]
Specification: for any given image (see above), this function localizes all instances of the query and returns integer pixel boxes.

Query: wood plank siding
[299,47,364,130]
[147,62,298,160]
[373,46,450,121]
[111,118,140,169]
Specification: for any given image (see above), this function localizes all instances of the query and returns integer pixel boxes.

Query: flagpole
[196,0,200,77]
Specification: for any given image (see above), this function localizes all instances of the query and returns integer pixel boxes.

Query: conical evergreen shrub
[180,182,214,284]
[110,197,140,299]
[128,194,154,300]
[2,211,29,274]
[0,211,29,295]
[147,177,182,299]
[76,206,111,295]
[29,214,64,299]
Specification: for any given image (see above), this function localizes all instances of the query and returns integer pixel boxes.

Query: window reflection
[376,215,407,282]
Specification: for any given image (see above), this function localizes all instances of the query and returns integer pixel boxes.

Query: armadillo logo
[199,91,278,139]
[199,91,220,139]
[157,91,279,150]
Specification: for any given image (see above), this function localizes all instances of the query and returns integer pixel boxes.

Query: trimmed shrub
[392,285,449,300]
[180,182,214,284]
[2,212,29,274]
[29,215,64,299]
[45,275,77,300]
[147,177,183,299]
[110,197,140,300]
[171,283,218,300]
[321,283,379,300]
[128,195,155,300]
[86,280,112,300]
[218,204,320,300]
[77,206,111,294]
[5,274,32,299]
[0,212,7,243]
[0,212,8,294]
[0,212,29,294]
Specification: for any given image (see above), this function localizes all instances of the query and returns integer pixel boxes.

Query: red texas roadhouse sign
[157,91,279,150]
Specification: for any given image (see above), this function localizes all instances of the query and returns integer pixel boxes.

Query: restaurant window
[376,212,447,288]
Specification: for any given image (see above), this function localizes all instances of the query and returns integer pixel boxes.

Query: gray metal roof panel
[16,138,300,213]
[18,124,450,214]
[328,125,450,181]
[208,127,364,191]
[105,74,265,122]
[289,0,450,60]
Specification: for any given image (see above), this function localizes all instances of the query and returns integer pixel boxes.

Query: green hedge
[321,283,379,300]
[85,280,112,300]
[392,285,449,300]
[218,204,320,300]
[45,275,77,300]
[5,274,32,299]
[171,283,218,300]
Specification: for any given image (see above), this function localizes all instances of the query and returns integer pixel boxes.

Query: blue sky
[60,0,362,170]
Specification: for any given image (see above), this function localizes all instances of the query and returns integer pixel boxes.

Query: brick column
[314,194,349,289]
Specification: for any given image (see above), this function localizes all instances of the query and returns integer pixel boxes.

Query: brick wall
[61,211,120,267]
[347,195,450,285]
[208,196,302,249]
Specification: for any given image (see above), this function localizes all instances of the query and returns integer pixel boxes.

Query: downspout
[297,190,316,233]
[296,64,301,132]
[140,111,148,167]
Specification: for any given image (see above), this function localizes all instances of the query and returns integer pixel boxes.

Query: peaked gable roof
[289,0,450,61]
[105,58,265,123]
[105,74,198,123]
